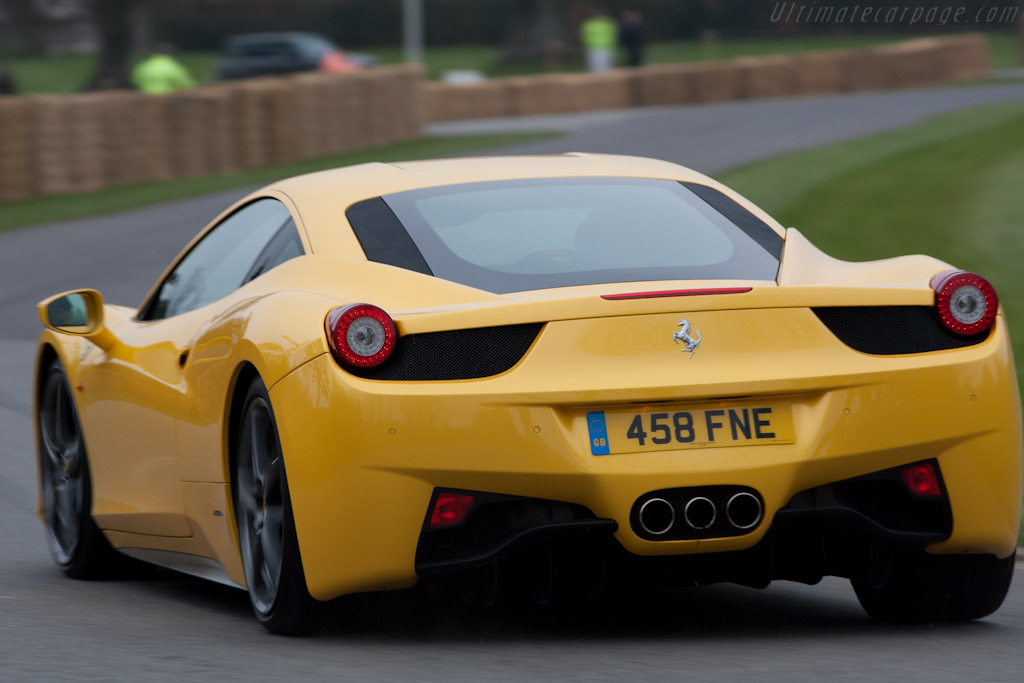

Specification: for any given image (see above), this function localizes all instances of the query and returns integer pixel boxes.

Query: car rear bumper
[410,470,956,603]
[270,314,1021,601]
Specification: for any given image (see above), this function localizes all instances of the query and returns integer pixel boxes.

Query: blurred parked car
[218,32,378,80]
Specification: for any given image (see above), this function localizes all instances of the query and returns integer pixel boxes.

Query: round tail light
[931,270,998,336]
[326,304,397,369]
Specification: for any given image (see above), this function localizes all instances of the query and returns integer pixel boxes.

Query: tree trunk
[86,0,139,90]
[131,0,153,56]
[3,0,42,51]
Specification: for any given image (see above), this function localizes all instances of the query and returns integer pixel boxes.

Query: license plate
[586,402,795,455]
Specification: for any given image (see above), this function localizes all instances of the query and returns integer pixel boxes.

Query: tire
[37,358,119,578]
[234,377,325,636]
[852,550,1015,623]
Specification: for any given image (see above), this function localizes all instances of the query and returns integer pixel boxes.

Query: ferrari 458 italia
[35,154,1021,634]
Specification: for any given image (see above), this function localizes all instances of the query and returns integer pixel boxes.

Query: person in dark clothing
[618,10,646,68]
[0,66,17,95]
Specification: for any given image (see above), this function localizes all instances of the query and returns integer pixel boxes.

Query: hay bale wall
[0,38,991,203]
[420,34,990,121]
[0,65,424,203]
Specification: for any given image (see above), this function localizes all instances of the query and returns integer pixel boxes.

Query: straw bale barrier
[0,97,36,201]
[0,38,992,202]
[0,64,423,203]
[425,34,989,121]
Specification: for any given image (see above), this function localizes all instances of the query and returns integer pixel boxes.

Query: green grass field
[5,31,1018,93]
[717,101,1024,543]
[0,131,559,231]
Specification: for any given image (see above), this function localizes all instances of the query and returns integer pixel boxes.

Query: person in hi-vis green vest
[132,44,195,95]
[579,9,617,72]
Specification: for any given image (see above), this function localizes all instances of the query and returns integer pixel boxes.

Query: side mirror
[38,290,115,349]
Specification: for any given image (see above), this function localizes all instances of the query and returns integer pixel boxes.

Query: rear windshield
[346,177,783,294]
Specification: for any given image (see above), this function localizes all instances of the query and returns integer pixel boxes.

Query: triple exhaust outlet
[638,491,762,536]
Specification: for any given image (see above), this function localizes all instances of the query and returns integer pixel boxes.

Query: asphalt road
[430,81,1024,172]
[3,83,1024,681]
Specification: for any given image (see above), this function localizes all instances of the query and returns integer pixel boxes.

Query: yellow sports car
[35,154,1021,635]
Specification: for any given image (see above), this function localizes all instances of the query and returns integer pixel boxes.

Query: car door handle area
[178,347,190,368]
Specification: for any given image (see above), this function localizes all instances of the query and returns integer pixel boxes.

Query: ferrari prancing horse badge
[673,319,701,358]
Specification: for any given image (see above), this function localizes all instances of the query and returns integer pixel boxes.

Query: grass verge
[717,101,1024,544]
[0,131,560,232]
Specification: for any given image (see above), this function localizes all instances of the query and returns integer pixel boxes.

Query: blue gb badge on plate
[587,411,610,455]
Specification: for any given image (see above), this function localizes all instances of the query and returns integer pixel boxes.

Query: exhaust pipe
[683,497,716,530]
[726,492,763,530]
[638,498,675,535]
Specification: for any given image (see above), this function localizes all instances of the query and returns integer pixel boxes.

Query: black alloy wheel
[853,550,1015,622]
[38,358,116,578]
[235,377,324,635]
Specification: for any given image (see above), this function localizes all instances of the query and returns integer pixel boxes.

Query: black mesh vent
[418,498,597,566]
[782,458,951,536]
[348,323,544,381]
[813,306,988,355]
